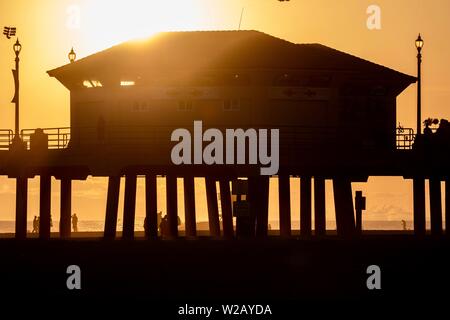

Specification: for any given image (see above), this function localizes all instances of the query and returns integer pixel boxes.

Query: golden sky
[0,0,448,227]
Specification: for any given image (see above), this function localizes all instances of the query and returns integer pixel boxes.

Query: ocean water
[0,219,426,234]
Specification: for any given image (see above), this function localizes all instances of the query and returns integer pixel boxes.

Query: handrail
[396,127,415,150]
[0,126,416,151]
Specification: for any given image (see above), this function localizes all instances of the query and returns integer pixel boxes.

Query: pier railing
[0,130,14,150]
[20,127,71,149]
[0,126,415,151]
[396,127,416,150]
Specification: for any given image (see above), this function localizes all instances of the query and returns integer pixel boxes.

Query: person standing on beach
[32,216,38,233]
[72,213,78,232]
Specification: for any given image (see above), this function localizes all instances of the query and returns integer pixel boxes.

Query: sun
[79,0,206,53]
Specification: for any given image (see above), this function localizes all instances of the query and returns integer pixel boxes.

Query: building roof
[48,30,416,87]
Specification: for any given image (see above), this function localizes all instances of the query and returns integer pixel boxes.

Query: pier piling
[219,179,233,238]
[183,176,197,237]
[205,177,220,237]
[255,176,269,237]
[278,175,291,237]
[429,178,443,236]
[413,178,426,236]
[314,177,326,236]
[300,176,312,236]
[15,177,28,239]
[145,174,158,239]
[59,178,72,238]
[104,176,120,239]
[333,178,356,237]
[39,175,52,239]
[123,174,137,239]
[166,175,178,238]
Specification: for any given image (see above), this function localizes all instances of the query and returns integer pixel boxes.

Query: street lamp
[12,38,22,142]
[68,47,76,63]
[415,34,424,135]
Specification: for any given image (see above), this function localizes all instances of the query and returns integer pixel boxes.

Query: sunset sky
[0,0,448,228]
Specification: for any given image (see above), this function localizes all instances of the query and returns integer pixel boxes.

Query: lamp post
[68,47,76,63]
[11,38,22,143]
[415,34,424,135]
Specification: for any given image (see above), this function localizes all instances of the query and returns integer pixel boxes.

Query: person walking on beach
[72,213,78,232]
[32,216,38,233]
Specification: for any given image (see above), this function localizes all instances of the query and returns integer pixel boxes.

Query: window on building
[223,99,240,111]
[83,80,102,88]
[178,100,193,111]
[120,80,135,86]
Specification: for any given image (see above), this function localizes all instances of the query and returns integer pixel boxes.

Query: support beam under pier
[255,176,270,237]
[413,178,426,236]
[333,178,356,237]
[59,178,72,238]
[446,179,450,236]
[123,174,137,239]
[104,176,120,239]
[219,179,233,238]
[39,175,52,239]
[429,178,443,236]
[184,176,197,238]
[205,177,220,237]
[300,176,312,236]
[314,177,326,236]
[15,177,28,239]
[278,175,291,237]
[166,175,178,238]
[145,174,158,239]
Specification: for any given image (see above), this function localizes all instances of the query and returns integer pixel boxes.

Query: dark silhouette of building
[8,30,450,240]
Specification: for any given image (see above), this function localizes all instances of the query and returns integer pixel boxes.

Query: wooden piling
[122,174,137,239]
[39,175,52,239]
[59,178,72,238]
[219,179,233,238]
[145,174,158,239]
[333,178,356,237]
[15,177,28,239]
[429,178,443,236]
[166,175,178,238]
[300,176,312,236]
[184,176,197,237]
[314,177,326,236]
[104,176,120,239]
[446,179,450,236]
[413,177,426,236]
[255,176,270,237]
[205,177,220,237]
[278,175,291,237]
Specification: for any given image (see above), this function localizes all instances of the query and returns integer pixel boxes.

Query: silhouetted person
[157,211,163,233]
[159,215,169,237]
[72,213,78,232]
[401,220,407,231]
[36,217,40,233]
[32,216,38,233]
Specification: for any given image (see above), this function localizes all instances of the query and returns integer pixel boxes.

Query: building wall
[68,72,398,163]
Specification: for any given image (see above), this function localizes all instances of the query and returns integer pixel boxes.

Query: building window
[83,80,102,88]
[120,80,135,86]
[223,99,240,111]
[178,100,193,111]
[132,101,151,112]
